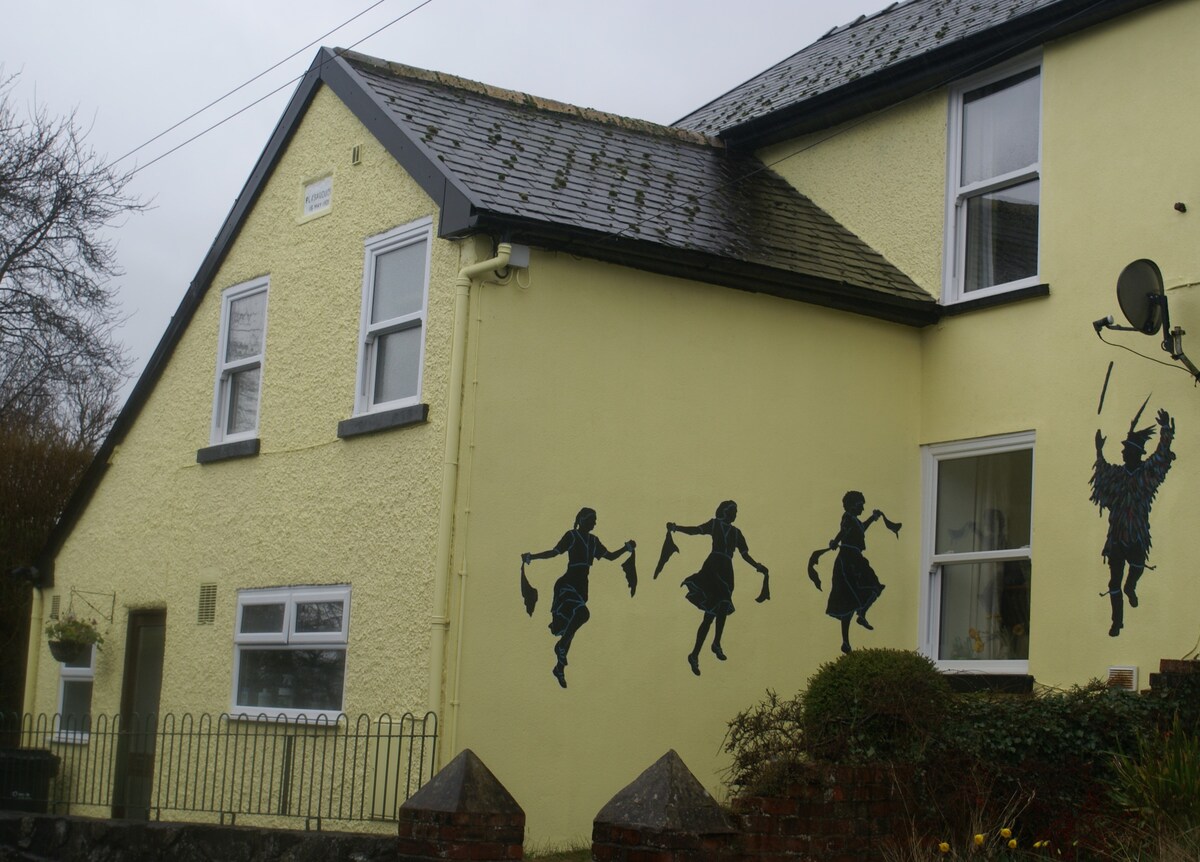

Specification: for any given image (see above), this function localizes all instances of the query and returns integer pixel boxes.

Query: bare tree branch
[0,71,142,444]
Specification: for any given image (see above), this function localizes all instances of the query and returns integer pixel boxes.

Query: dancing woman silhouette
[522,508,635,688]
[665,501,768,676]
[808,491,899,654]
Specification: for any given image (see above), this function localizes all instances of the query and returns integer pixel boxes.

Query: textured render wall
[447,250,923,843]
[758,92,948,297]
[36,85,456,720]
[922,0,1200,689]
[766,2,1200,693]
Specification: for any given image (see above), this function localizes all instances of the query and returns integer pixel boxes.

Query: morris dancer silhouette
[521,508,635,688]
[808,491,900,654]
[662,501,769,676]
[1091,399,1175,637]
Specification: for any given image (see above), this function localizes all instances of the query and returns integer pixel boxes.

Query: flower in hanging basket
[45,614,103,662]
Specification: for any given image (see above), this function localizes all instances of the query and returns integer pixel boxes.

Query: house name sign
[303,176,332,217]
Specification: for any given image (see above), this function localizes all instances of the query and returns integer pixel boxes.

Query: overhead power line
[125,0,436,178]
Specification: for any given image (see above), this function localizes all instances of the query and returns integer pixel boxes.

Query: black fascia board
[467,212,938,328]
[720,0,1164,149]
[319,51,481,236]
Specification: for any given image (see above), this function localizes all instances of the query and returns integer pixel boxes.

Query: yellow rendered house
[18,0,1200,843]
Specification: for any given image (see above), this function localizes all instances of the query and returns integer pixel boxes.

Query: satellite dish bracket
[1098,260,1200,382]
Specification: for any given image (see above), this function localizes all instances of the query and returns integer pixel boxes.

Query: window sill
[943,672,1034,694]
[196,438,261,464]
[940,283,1049,317]
[337,403,428,439]
[52,731,91,745]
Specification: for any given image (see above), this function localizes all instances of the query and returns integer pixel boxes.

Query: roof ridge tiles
[338,49,723,149]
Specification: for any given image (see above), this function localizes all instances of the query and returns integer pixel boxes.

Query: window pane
[961,70,1039,185]
[63,646,94,670]
[373,326,421,404]
[371,242,426,323]
[225,367,261,435]
[225,291,267,362]
[963,180,1038,292]
[60,680,93,730]
[935,449,1032,553]
[240,603,285,634]
[295,601,343,633]
[236,649,346,712]
[938,561,1030,661]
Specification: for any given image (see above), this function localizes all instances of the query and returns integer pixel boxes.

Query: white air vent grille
[49,595,61,619]
[198,584,217,625]
[1107,665,1138,692]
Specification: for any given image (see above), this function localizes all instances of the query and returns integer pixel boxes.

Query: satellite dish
[1116,258,1164,336]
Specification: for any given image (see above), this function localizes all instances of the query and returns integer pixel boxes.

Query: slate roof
[340,51,932,313]
[678,0,1163,144]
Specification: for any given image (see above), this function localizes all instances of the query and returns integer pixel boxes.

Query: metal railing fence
[0,711,437,829]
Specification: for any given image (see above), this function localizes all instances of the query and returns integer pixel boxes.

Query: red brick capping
[397,749,525,862]
[592,754,910,862]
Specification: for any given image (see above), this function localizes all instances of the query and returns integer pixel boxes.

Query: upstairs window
[233,585,350,721]
[355,219,432,415]
[944,61,1041,302]
[211,278,269,443]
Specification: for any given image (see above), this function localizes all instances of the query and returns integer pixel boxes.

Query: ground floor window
[56,646,95,741]
[233,585,350,720]
[920,431,1034,672]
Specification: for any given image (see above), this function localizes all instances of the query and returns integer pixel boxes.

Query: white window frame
[210,277,270,444]
[919,431,1035,675]
[353,218,433,415]
[942,55,1042,304]
[232,585,350,722]
[54,645,95,743]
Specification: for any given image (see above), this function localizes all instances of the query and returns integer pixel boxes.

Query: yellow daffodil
[1008,839,1018,850]
[973,833,984,847]
[938,841,950,854]
[1000,827,1012,839]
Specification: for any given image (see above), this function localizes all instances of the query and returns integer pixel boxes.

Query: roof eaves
[718,0,1165,148]
[470,211,938,327]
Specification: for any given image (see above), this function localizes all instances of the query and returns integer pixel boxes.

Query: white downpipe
[428,241,511,764]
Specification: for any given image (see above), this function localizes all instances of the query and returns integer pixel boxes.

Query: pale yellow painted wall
[36,84,457,722]
[447,250,923,842]
[33,0,1200,847]
[762,0,1200,695]
[759,93,948,297]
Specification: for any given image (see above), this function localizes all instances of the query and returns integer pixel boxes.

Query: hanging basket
[48,640,87,663]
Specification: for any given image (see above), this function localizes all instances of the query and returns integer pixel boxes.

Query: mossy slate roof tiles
[343,52,929,304]
[676,0,1067,136]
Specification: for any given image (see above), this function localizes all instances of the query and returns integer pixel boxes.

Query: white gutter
[427,241,511,761]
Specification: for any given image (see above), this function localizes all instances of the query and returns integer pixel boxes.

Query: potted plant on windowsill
[45,614,103,663]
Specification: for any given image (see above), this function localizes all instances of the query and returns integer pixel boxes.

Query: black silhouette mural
[1090,398,1175,637]
[521,508,636,688]
[808,491,900,654]
[656,501,769,676]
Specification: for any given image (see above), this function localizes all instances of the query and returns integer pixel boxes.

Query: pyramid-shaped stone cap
[401,748,524,815]
[594,750,736,834]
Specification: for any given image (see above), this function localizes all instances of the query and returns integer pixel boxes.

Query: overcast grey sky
[4,0,878,402]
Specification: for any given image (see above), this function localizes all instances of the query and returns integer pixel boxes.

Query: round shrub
[800,648,950,763]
